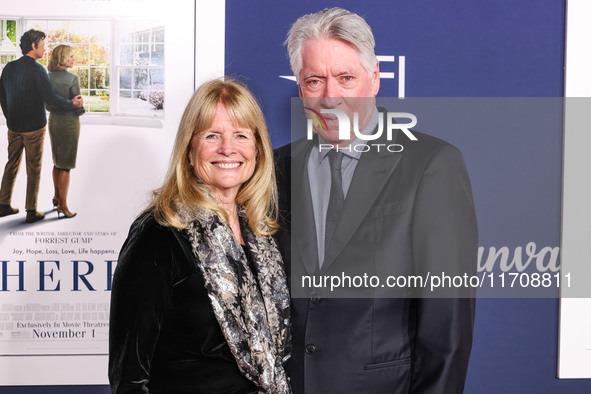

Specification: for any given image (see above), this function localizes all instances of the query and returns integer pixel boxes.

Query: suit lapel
[321,131,403,272]
[291,139,320,275]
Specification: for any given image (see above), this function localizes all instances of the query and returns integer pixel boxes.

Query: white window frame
[114,19,165,118]
[0,19,19,73]
[0,16,166,125]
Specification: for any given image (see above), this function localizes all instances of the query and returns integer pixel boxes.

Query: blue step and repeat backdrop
[2,0,591,393]
[224,3,582,394]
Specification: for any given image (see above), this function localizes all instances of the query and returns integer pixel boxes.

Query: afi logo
[305,108,418,141]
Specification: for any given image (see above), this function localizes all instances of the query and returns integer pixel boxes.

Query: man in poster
[274,7,478,393]
[0,29,83,223]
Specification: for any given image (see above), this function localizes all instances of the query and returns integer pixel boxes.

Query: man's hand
[72,95,84,108]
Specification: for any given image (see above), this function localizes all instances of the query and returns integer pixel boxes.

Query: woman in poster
[108,79,291,394]
[47,44,85,219]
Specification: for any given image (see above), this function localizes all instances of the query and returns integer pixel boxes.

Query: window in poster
[0,20,18,74]
[1,17,166,119]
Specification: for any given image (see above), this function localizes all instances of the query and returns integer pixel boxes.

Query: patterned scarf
[180,206,291,394]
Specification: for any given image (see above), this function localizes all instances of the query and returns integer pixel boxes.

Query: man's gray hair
[285,7,378,82]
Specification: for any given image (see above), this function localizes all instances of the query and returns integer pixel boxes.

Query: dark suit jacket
[274,126,477,394]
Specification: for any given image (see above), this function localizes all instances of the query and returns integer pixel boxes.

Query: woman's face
[189,102,257,202]
[65,54,74,68]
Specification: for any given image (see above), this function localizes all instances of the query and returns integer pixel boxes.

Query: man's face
[298,37,380,147]
[31,38,45,60]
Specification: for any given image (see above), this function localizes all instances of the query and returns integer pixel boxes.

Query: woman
[109,79,291,394]
[47,44,85,218]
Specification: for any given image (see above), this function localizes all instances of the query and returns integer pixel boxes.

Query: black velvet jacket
[108,212,257,394]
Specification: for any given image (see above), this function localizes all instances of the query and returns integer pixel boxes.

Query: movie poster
[0,0,205,385]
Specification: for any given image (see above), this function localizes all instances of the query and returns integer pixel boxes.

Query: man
[274,8,478,393]
[0,29,83,223]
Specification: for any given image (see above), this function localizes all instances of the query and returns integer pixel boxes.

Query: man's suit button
[311,296,320,304]
[305,344,317,354]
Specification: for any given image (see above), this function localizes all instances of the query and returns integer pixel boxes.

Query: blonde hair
[149,78,278,235]
[48,45,73,72]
